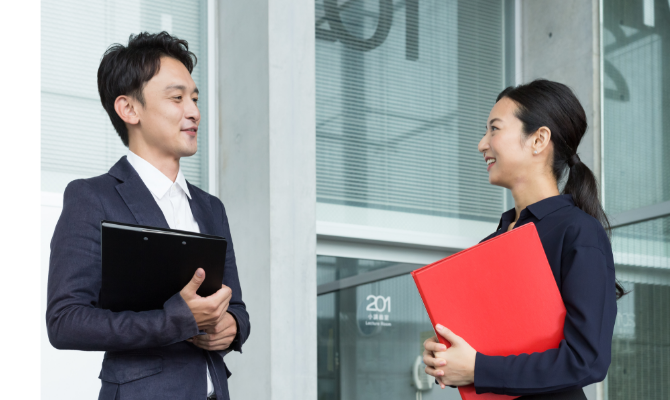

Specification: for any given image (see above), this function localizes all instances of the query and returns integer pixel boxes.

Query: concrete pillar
[519,0,602,180]
[520,2,602,399]
[216,1,316,399]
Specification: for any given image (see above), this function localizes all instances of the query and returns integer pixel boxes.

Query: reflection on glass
[612,216,670,266]
[607,218,670,400]
[602,1,670,398]
[315,0,507,237]
[609,280,670,399]
[603,0,670,213]
[318,255,405,286]
[318,268,462,400]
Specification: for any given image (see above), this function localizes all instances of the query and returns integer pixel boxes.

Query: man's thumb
[183,268,205,296]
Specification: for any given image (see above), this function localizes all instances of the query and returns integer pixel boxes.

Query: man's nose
[185,99,200,122]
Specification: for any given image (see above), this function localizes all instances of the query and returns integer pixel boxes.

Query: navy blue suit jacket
[46,156,250,400]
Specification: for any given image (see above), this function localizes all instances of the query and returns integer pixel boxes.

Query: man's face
[132,56,200,159]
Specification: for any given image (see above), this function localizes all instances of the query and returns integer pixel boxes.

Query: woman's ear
[531,126,552,155]
[114,95,140,126]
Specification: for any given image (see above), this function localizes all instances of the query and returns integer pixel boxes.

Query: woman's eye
[491,126,498,131]
[193,98,198,104]
[174,96,182,100]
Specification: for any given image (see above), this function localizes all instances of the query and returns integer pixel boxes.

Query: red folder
[411,223,566,400]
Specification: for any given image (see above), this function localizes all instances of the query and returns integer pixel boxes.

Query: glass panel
[315,0,509,240]
[612,216,670,268]
[606,216,670,399]
[602,0,670,214]
[609,281,670,399]
[317,259,462,400]
[602,2,670,398]
[41,0,209,193]
[317,255,412,286]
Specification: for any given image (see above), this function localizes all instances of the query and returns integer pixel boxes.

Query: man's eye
[174,96,182,100]
[193,98,198,104]
[491,126,498,131]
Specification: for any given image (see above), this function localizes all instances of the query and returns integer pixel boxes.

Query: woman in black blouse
[422,80,625,399]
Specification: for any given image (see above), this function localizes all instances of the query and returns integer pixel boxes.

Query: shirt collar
[526,194,575,220]
[126,150,192,200]
[496,194,574,230]
[497,208,516,231]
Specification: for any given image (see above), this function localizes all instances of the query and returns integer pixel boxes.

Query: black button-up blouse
[473,194,618,396]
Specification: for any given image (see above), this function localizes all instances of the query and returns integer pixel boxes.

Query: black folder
[99,220,227,313]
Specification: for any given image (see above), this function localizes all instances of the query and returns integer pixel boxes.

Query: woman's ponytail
[563,155,610,233]
[497,80,627,299]
[563,157,627,299]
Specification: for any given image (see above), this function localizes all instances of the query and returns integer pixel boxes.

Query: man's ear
[114,95,140,126]
[531,126,552,155]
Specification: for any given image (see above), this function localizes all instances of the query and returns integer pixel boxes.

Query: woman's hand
[423,334,449,388]
[422,324,477,388]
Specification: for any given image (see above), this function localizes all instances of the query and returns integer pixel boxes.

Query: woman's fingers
[423,336,447,353]
[436,324,462,345]
[425,364,450,388]
[424,365,445,378]
[423,351,447,368]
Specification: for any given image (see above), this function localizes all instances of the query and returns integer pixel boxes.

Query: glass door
[317,256,462,400]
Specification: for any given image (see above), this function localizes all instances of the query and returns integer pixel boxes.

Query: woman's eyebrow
[488,117,502,126]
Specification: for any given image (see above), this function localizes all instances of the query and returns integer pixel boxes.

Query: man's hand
[180,268,232,331]
[423,324,476,388]
[188,312,238,351]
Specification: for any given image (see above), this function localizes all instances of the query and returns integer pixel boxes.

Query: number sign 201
[366,295,391,313]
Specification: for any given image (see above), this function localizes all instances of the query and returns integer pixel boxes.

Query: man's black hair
[97,31,197,146]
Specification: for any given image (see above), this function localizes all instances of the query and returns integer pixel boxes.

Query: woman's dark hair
[497,79,627,299]
[97,31,197,146]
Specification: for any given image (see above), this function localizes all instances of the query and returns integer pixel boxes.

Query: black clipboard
[99,220,227,313]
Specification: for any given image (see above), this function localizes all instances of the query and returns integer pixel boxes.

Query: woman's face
[477,97,534,189]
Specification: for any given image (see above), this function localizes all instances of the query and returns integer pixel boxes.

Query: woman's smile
[485,157,496,171]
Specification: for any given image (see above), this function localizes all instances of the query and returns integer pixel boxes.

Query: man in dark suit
[46,32,250,400]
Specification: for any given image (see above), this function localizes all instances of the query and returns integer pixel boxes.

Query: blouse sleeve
[473,246,618,396]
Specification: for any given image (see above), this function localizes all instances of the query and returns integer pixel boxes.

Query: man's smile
[182,126,198,137]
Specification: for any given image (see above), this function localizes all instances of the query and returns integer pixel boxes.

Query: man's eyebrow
[164,84,199,94]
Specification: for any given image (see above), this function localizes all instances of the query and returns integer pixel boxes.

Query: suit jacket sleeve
[46,179,200,351]
[214,198,250,353]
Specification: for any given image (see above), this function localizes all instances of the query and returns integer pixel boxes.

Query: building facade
[41,1,669,399]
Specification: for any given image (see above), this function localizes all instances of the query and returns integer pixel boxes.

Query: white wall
[41,192,103,399]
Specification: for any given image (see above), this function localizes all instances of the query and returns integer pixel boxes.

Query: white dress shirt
[126,150,215,397]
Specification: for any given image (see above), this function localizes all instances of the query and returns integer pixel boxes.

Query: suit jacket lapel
[109,156,170,229]
[187,182,217,236]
